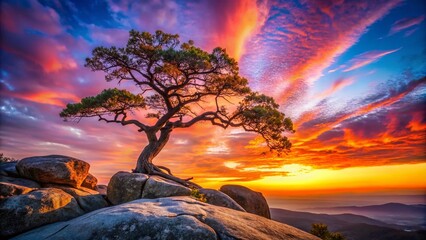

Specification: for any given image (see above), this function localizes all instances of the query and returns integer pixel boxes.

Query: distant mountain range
[304,203,426,227]
[271,203,426,240]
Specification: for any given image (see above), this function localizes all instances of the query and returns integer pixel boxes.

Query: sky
[1,0,425,206]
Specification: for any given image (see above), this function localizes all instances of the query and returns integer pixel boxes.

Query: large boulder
[81,173,98,190]
[12,196,320,240]
[16,155,90,188]
[43,184,109,212]
[198,188,245,212]
[141,175,191,199]
[107,171,149,205]
[0,188,85,237]
[0,175,41,188]
[0,162,19,177]
[220,185,271,219]
[0,182,33,199]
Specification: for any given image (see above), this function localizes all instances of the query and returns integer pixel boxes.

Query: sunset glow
[1,0,425,203]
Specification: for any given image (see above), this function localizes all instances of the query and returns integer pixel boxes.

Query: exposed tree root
[152,170,201,189]
[155,165,173,176]
[134,163,201,189]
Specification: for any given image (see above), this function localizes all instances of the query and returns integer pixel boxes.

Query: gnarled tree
[60,30,294,187]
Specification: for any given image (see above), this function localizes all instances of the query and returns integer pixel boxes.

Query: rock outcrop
[16,155,89,188]
[0,155,108,238]
[0,162,19,177]
[81,173,98,190]
[0,182,34,199]
[220,184,271,219]
[11,196,320,240]
[107,171,149,205]
[199,188,245,212]
[43,184,108,212]
[141,175,191,199]
[0,175,41,188]
[0,188,85,237]
[1,155,319,239]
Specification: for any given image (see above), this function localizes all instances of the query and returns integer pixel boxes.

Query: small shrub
[0,153,17,163]
[311,223,346,240]
[190,188,207,202]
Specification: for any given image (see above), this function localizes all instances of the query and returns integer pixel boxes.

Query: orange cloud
[318,78,354,98]
[186,0,268,60]
[15,91,80,106]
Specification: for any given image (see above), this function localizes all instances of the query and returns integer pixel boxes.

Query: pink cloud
[0,0,62,35]
[389,15,425,35]
[241,0,401,110]
[343,48,400,72]
[318,78,354,98]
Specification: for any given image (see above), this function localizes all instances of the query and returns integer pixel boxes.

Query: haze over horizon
[1,0,425,205]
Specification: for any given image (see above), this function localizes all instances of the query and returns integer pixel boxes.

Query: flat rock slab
[141,175,191,199]
[16,155,90,188]
[12,196,320,240]
[0,175,41,188]
[220,185,271,219]
[0,188,84,237]
[107,171,149,205]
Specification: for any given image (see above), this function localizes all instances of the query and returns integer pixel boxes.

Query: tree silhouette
[60,30,294,186]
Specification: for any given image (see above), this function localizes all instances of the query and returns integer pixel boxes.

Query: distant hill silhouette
[337,223,426,240]
[271,207,426,240]
[304,203,426,227]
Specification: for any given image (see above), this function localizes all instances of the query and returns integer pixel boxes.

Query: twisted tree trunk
[133,124,201,188]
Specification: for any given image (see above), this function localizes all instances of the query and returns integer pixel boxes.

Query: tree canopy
[60,30,294,186]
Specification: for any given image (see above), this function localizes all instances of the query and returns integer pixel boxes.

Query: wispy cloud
[240,0,401,112]
[389,15,425,35]
[342,48,401,72]
[318,78,354,98]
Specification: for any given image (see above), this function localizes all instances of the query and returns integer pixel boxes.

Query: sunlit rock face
[42,184,108,212]
[16,155,90,188]
[0,181,34,199]
[0,188,84,237]
[220,184,271,219]
[81,173,98,190]
[11,197,320,240]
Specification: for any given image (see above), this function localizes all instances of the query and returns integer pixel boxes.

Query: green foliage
[60,88,145,120]
[239,92,294,153]
[328,232,346,240]
[311,223,346,240]
[0,153,17,163]
[190,188,207,202]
